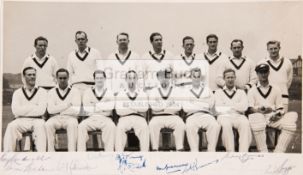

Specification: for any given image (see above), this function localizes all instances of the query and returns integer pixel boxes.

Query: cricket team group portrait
[1,2,302,154]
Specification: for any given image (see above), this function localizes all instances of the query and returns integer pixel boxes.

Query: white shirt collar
[151,49,165,55]
[158,83,173,91]
[230,56,246,60]
[256,82,270,88]
[192,82,204,90]
[181,53,195,58]
[32,53,48,60]
[56,85,70,93]
[23,85,38,93]
[266,56,283,62]
[126,89,138,95]
[205,50,220,57]
[94,87,106,96]
[76,47,89,53]
[223,85,236,92]
[117,49,130,55]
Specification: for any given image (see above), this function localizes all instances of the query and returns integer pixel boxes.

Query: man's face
[151,35,163,51]
[257,71,269,82]
[231,41,243,58]
[117,34,129,50]
[183,39,195,54]
[24,69,36,87]
[207,37,218,51]
[224,72,236,88]
[191,70,202,86]
[126,72,137,89]
[75,33,88,49]
[95,73,106,87]
[158,71,171,86]
[57,72,69,89]
[267,43,280,58]
[35,40,48,56]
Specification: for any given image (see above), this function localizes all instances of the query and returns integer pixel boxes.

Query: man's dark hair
[206,34,218,43]
[182,36,194,45]
[157,68,172,79]
[266,40,280,48]
[22,67,36,76]
[150,32,162,42]
[126,70,137,78]
[93,70,106,79]
[75,31,88,39]
[190,68,202,78]
[34,36,48,46]
[56,68,69,77]
[230,39,244,47]
[117,32,129,40]
[223,68,236,78]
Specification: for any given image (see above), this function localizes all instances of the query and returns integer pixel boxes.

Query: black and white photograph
[0,0,302,174]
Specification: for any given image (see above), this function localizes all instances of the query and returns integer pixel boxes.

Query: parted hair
[34,36,48,46]
[223,68,236,78]
[93,70,106,79]
[56,68,69,77]
[22,67,36,76]
[206,34,218,42]
[150,32,162,42]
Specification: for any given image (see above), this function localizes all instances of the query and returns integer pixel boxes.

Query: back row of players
[22,31,293,111]
[3,31,297,152]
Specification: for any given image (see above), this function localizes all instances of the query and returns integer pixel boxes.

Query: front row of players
[4,64,297,152]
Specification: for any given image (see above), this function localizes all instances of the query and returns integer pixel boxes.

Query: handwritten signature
[156,158,219,174]
[156,152,266,174]
[265,159,295,175]
[56,159,97,175]
[0,153,51,169]
[115,153,147,173]
[0,152,297,175]
[220,152,265,163]
[0,153,97,175]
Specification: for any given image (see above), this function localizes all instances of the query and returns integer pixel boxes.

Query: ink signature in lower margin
[0,153,97,175]
[220,152,264,163]
[0,153,51,170]
[156,158,220,174]
[115,153,146,173]
[265,159,295,175]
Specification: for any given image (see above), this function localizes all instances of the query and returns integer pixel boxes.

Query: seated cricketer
[248,64,298,152]
[77,70,116,151]
[115,70,149,151]
[183,68,220,152]
[4,67,47,152]
[45,68,81,152]
[215,68,252,152]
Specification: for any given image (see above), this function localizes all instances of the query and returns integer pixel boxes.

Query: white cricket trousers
[217,114,252,152]
[45,115,78,152]
[149,115,185,150]
[4,118,46,152]
[115,115,149,151]
[73,83,93,116]
[249,112,297,152]
[186,113,221,152]
[77,115,116,151]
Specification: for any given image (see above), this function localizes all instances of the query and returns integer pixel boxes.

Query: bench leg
[92,134,99,149]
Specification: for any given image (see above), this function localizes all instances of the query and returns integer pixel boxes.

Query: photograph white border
[0,0,302,175]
